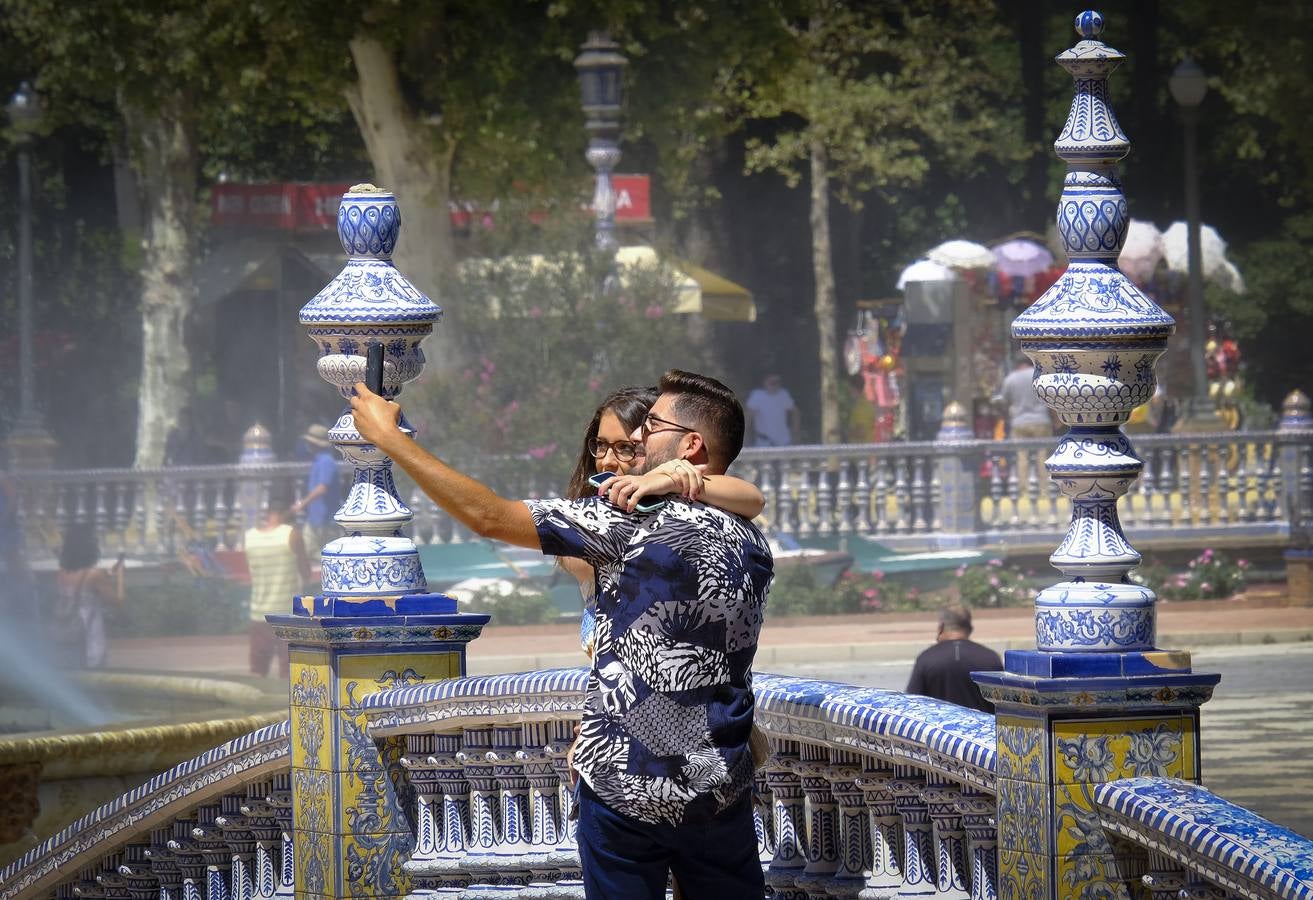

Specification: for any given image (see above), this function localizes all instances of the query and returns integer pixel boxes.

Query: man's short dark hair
[657,369,745,471]
[939,602,974,635]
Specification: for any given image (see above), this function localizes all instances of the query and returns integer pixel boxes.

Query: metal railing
[9,428,1311,563]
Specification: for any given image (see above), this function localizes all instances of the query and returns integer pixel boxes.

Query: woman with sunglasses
[560,385,765,656]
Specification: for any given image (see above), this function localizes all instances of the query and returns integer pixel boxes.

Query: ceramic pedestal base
[975,652,1219,899]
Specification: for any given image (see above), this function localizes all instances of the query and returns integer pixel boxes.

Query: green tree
[736,0,1021,442]
[3,0,355,467]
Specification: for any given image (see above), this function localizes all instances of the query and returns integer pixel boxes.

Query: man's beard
[638,441,678,473]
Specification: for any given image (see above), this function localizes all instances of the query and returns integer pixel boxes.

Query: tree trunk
[345,35,459,370]
[809,137,841,445]
[125,96,197,470]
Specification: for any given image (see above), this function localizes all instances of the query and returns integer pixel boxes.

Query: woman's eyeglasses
[588,438,645,462]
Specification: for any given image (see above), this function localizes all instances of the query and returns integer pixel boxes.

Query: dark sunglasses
[588,438,645,462]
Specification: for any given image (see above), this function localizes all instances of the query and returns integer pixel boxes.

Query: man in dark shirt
[906,603,1003,713]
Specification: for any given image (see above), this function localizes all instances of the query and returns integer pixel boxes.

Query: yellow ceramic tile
[291,768,333,835]
[339,830,415,896]
[334,767,412,836]
[1054,783,1124,860]
[1053,716,1187,783]
[336,651,459,706]
[1056,851,1134,898]
[995,776,1051,855]
[996,715,1048,783]
[290,705,334,772]
[290,658,334,711]
[289,649,332,700]
[292,827,334,895]
[997,849,1051,899]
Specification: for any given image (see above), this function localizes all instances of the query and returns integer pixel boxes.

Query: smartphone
[589,471,665,514]
[365,343,385,396]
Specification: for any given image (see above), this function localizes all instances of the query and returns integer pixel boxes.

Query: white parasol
[896,258,955,290]
[1161,221,1243,292]
[992,238,1055,278]
[926,239,996,270]
[1117,219,1164,285]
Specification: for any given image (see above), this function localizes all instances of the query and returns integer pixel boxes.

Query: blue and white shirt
[526,496,773,826]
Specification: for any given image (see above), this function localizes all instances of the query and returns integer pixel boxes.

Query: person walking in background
[906,603,1003,714]
[350,369,772,900]
[998,353,1050,439]
[291,423,342,553]
[997,353,1052,502]
[745,373,799,447]
[53,522,124,668]
[244,485,310,678]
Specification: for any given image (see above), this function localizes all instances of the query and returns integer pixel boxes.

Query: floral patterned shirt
[525,496,773,825]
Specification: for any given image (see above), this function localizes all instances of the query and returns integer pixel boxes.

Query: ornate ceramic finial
[1281,390,1312,430]
[936,401,972,442]
[298,186,443,599]
[240,423,273,463]
[1074,9,1104,38]
[1011,13,1174,653]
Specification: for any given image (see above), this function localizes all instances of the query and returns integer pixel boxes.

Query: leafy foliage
[767,565,928,617]
[953,558,1033,608]
[1133,549,1248,601]
[459,584,557,626]
[404,235,721,491]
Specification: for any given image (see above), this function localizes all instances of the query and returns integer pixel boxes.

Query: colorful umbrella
[927,239,995,270]
[992,238,1054,278]
[1118,219,1163,284]
[896,258,955,290]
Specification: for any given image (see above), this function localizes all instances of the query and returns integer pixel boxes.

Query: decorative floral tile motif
[996,777,1051,855]
[335,651,456,707]
[997,848,1050,900]
[996,715,1047,783]
[1053,716,1189,784]
[341,829,415,898]
[1055,783,1119,859]
[292,704,334,772]
[1055,847,1139,899]
[289,651,333,707]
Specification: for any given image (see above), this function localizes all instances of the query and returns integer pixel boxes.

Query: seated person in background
[906,602,1003,714]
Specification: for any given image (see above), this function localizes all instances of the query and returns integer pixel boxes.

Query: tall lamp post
[574,32,627,253]
[1169,57,1221,429]
[5,81,56,469]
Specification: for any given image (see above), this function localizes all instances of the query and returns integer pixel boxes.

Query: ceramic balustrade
[9,673,1313,898]
[1092,777,1313,899]
[11,426,1306,562]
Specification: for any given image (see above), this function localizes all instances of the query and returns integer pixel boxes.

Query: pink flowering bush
[953,558,1032,608]
[1132,549,1247,601]
[767,566,928,617]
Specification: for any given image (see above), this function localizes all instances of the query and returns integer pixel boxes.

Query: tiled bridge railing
[11,426,1311,562]
[6,671,1313,898]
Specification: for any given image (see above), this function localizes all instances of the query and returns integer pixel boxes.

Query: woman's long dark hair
[59,521,100,572]
[565,386,658,499]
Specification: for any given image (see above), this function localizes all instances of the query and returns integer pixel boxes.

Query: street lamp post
[574,32,627,253]
[1169,57,1221,429]
[5,81,55,469]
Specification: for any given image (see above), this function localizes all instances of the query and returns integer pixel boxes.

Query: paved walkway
[108,591,1313,678]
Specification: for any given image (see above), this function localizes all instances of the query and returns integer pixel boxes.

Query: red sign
[211,176,652,230]
[611,174,651,222]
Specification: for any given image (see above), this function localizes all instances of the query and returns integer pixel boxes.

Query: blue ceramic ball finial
[1075,10,1104,39]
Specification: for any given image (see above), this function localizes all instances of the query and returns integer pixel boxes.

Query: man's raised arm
[349,382,540,549]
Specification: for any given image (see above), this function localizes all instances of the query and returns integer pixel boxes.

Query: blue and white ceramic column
[270,184,488,898]
[973,14,1220,898]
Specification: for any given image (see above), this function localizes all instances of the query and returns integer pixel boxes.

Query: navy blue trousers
[576,782,765,899]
